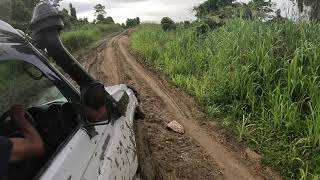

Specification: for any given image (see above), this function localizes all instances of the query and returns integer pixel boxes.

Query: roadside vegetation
[0,0,128,53]
[61,3,122,52]
[131,0,320,179]
[61,24,121,52]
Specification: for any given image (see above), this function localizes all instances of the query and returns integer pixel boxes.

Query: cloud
[61,1,95,13]
[113,0,148,3]
[60,0,206,23]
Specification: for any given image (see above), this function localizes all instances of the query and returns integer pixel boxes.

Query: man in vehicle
[0,96,108,176]
[0,105,45,177]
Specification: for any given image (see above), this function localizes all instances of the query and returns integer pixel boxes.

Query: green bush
[126,17,140,28]
[95,24,121,34]
[131,21,320,179]
[61,24,121,52]
[62,30,97,52]
[161,17,176,31]
[196,16,224,35]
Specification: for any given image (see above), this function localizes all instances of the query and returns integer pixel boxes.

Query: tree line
[195,0,320,22]
[0,0,140,31]
[0,0,64,30]
[159,0,320,33]
[294,0,320,20]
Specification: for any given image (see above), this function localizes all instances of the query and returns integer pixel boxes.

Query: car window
[0,60,65,113]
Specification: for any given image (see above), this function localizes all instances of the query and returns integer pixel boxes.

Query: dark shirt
[0,136,12,176]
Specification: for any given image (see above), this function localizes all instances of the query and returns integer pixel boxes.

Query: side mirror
[81,82,130,126]
[81,83,110,126]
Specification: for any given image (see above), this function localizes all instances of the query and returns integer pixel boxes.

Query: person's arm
[9,105,44,162]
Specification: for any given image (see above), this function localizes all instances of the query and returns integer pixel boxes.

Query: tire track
[86,30,281,180]
[115,35,256,180]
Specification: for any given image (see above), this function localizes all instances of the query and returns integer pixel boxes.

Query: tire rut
[84,30,282,180]
[116,35,256,180]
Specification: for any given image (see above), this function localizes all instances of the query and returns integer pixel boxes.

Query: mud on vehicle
[0,3,139,180]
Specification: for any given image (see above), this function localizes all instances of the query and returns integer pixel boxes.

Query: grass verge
[61,23,122,52]
[130,21,320,179]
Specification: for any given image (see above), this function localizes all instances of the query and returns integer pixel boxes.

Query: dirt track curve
[80,30,282,180]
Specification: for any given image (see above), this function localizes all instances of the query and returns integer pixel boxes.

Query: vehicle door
[79,85,138,180]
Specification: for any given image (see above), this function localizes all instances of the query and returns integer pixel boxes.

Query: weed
[131,20,320,179]
[61,24,122,52]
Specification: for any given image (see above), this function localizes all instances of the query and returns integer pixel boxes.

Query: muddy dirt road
[81,31,281,180]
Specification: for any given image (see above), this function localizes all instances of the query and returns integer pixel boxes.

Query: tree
[40,0,62,7]
[94,4,107,23]
[0,0,11,21]
[24,0,41,9]
[51,0,62,7]
[60,7,88,29]
[299,0,320,21]
[69,3,77,20]
[194,0,273,21]
[10,0,31,22]
[246,0,273,19]
[97,14,105,22]
[61,8,73,29]
[79,18,89,24]
[61,8,69,16]
[284,0,320,21]
[96,16,114,24]
[94,4,106,17]
[161,17,176,31]
[105,16,114,24]
[1,0,41,30]
[194,0,235,18]
[126,17,140,28]
[183,21,191,26]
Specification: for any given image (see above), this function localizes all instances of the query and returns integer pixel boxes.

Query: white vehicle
[0,3,139,180]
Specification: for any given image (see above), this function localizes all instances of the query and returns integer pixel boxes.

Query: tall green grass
[131,21,320,179]
[61,24,122,52]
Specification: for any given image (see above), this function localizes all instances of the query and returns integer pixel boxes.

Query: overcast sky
[60,0,207,24]
[60,0,302,24]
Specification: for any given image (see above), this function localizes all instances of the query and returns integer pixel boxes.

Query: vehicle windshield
[0,60,65,113]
